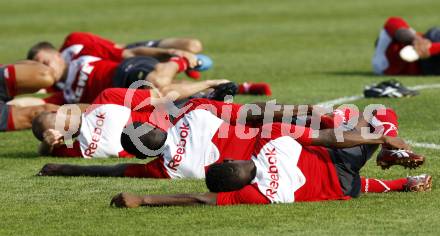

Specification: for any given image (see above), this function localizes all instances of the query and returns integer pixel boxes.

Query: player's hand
[206,79,230,87]
[383,136,411,150]
[413,36,431,59]
[110,192,143,208]
[42,129,64,147]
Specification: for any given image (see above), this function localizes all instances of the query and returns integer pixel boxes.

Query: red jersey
[372,17,422,75]
[60,32,123,64]
[51,88,169,158]
[124,99,260,179]
[216,123,348,205]
[62,56,119,104]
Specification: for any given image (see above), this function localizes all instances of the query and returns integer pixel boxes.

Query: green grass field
[1,0,440,235]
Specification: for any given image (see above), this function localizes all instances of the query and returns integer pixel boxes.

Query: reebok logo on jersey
[84,112,106,157]
[167,122,190,171]
[265,147,279,200]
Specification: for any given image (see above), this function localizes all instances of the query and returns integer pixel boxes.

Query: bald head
[205,160,256,192]
[32,111,56,141]
[121,122,167,159]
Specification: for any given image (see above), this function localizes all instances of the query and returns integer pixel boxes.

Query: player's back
[77,103,131,158]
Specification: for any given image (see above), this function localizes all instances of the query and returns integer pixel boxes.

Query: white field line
[317,83,440,150]
[406,140,440,150]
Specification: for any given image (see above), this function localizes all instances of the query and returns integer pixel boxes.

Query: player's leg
[361,174,432,193]
[156,38,203,54]
[5,63,58,96]
[7,97,46,107]
[125,38,203,54]
[10,103,59,130]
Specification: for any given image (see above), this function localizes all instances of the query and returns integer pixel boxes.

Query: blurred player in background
[372,16,440,75]
[27,32,271,100]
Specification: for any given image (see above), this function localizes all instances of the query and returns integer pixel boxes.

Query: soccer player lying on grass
[27,45,224,105]
[0,61,60,131]
[373,16,440,75]
[27,32,272,99]
[31,86,235,158]
[107,106,431,208]
[36,98,429,201]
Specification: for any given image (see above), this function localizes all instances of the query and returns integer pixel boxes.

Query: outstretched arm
[310,125,410,150]
[110,192,217,208]
[38,163,129,177]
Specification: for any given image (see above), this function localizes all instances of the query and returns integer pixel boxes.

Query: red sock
[361,177,407,193]
[372,108,398,137]
[429,42,440,56]
[185,70,201,79]
[5,65,17,97]
[169,57,190,72]
[238,82,272,96]
[6,105,15,131]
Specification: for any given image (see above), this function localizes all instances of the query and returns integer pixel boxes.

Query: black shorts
[0,101,10,131]
[327,144,379,198]
[420,27,440,75]
[0,66,11,101]
[124,40,162,49]
[112,56,160,88]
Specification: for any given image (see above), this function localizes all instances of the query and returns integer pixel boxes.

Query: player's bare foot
[404,174,432,192]
[110,192,143,208]
[376,148,425,170]
[37,163,64,176]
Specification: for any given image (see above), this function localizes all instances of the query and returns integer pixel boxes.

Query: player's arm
[38,163,128,176]
[239,103,314,126]
[181,98,314,126]
[110,192,217,208]
[311,126,410,149]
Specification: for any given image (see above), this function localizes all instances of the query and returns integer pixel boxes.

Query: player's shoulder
[65,32,95,41]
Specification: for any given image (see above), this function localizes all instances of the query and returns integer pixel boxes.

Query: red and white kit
[51,88,168,158]
[372,17,421,75]
[124,99,260,179]
[216,123,347,205]
[62,56,119,104]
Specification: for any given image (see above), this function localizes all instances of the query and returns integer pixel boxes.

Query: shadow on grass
[324,71,375,77]
[0,150,40,159]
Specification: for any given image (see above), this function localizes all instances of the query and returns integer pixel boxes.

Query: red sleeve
[51,141,82,157]
[4,65,17,97]
[177,98,243,125]
[118,150,134,158]
[261,123,313,146]
[43,91,66,105]
[384,17,410,37]
[123,157,170,178]
[91,88,153,111]
[216,184,270,205]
